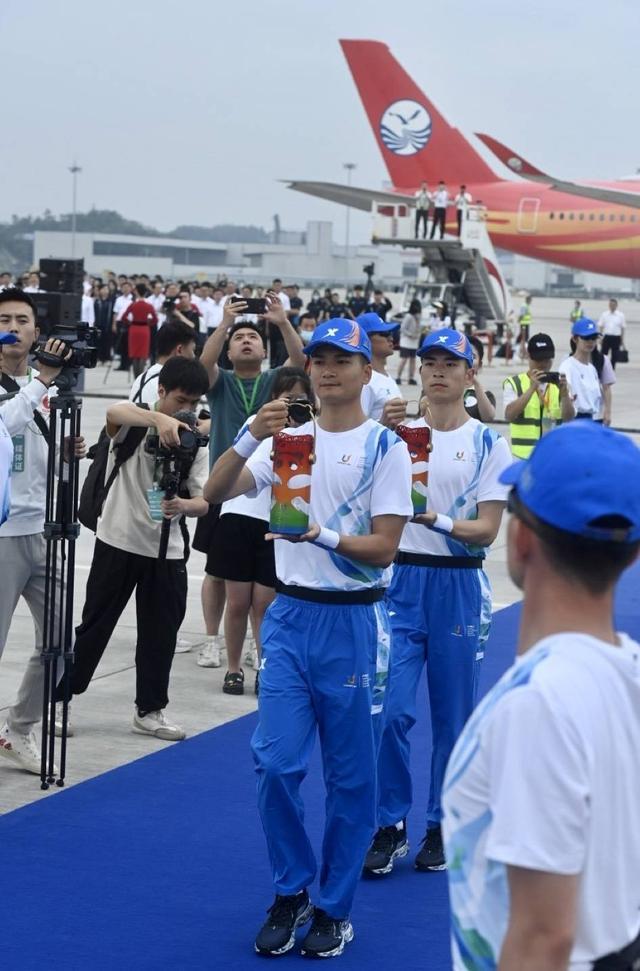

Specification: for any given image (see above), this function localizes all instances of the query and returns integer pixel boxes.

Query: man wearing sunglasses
[559,318,604,421]
[442,422,640,971]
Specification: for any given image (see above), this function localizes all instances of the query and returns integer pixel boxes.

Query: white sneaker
[54,702,74,738]
[243,638,261,671]
[132,709,186,741]
[174,638,193,654]
[0,721,58,775]
[197,635,223,668]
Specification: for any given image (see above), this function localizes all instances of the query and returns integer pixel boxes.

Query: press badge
[11,435,25,473]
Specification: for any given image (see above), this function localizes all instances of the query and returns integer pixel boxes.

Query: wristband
[432,513,454,534]
[232,427,260,459]
[313,527,340,550]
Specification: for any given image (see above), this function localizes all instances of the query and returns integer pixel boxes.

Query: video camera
[162,297,177,313]
[31,259,98,393]
[34,322,98,371]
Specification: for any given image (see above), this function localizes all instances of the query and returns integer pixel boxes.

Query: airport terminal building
[33,222,637,296]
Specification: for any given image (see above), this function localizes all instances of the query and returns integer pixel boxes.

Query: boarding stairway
[370,203,508,324]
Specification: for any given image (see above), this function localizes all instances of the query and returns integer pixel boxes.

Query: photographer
[192,293,305,669]
[503,333,575,458]
[0,288,85,776]
[54,356,210,742]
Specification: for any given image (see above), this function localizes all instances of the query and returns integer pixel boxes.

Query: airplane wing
[476,133,640,210]
[283,180,413,212]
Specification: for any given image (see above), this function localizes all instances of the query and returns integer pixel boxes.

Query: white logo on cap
[326,328,339,337]
[436,335,449,344]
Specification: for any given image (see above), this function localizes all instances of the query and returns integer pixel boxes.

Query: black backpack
[78,408,149,532]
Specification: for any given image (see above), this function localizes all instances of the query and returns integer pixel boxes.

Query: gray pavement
[1,296,637,813]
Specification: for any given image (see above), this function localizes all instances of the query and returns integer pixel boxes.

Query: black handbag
[615,348,629,364]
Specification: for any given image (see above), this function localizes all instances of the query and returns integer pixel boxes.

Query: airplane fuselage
[395,179,640,278]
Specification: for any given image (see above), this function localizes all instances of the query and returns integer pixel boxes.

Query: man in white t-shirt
[0,289,84,775]
[598,297,626,369]
[53,357,210,742]
[204,318,413,959]
[430,180,449,239]
[357,311,406,427]
[364,328,511,877]
[454,184,472,236]
[443,422,640,971]
[128,320,197,406]
[207,286,225,334]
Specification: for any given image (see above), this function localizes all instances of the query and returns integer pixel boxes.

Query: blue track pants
[377,564,491,828]
[252,593,390,918]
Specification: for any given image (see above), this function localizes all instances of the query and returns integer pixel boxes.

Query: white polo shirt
[598,309,625,337]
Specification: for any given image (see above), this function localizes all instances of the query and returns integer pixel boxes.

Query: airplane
[286,39,640,279]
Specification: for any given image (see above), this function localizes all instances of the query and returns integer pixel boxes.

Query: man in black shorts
[193,295,305,670]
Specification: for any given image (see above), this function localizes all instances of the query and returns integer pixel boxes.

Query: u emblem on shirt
[338,454,352,465]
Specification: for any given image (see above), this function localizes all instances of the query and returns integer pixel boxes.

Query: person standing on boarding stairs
[204,318,413,959]
[443,422,640,971]
[430,180,449,239]
[193,294,305,671]
[0,289,85,776]
[454,185,472,236]
[414,181,431,239]
[363,329,511,878]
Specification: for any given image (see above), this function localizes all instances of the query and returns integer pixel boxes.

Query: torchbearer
[205,318,412,959]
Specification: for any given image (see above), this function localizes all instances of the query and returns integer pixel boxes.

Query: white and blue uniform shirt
[399,417,511,558]
[247,419,413,590]
[442,632,640,971]
[0,413,13,526]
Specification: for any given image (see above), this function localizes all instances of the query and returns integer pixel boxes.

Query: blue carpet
[3,562,639,971]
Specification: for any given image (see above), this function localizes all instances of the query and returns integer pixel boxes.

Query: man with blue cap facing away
[363,328,512,878]
[559,317,605,422]
[357,312,407,427]
[204,317,413,958]
[442,422,640,971]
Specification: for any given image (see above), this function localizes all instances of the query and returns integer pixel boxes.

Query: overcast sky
[2,0,638,243]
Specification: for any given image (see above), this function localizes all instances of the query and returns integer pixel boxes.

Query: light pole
[69,162,82,258]
[343,162,356,291]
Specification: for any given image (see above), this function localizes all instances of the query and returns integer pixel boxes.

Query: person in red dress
[122,284,159,377]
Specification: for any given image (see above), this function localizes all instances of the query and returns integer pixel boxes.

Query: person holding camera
[53,357,210,742]
[0,289,86,775]
[192,294,305,669]
[503,332,575,458]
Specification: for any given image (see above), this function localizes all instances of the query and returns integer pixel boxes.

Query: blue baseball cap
[356,311,399,335]
[418,328,473,366]
[303,318,372,362]
[572,317,598,338]
[500,423,640,543]
[0,333,18,345]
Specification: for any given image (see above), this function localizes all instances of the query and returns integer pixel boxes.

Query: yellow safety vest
[504,373,562,458]
[519,305,532,325]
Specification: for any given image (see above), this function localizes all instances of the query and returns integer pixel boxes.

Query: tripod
[40,378,82,789]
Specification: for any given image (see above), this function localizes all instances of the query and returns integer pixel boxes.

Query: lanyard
[235,373,262,417]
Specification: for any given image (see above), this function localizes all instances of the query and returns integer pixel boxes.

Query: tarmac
[1,295,638,813]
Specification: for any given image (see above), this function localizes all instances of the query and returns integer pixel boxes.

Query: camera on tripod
[145,410,209,461]
[31,258,98,392]
[34,322,98,370]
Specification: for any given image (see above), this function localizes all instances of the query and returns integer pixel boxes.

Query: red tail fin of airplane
[340,39,496,189]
